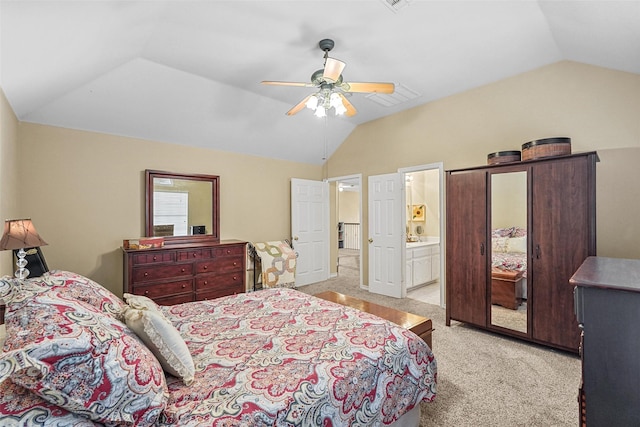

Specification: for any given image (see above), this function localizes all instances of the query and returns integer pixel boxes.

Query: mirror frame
[145,170,220,245]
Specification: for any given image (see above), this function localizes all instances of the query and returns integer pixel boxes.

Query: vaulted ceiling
[2,1,639,165]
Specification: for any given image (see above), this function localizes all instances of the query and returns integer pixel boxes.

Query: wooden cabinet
[446,152,597,352]
[446,169,488,327]
[571,257,640,427]
[123,240,247,305]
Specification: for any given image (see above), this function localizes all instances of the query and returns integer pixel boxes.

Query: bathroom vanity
[406,240,440,289]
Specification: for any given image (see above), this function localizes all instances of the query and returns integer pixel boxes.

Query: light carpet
[297,275,581,427]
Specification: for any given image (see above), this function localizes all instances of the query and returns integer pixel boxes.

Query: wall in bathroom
[406,169,440,239]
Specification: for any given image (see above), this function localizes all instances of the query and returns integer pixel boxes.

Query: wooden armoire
[445,151,598,352]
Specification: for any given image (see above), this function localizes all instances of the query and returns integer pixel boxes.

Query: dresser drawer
[133,279,194,299]
[213,244,245,257]
[196,257,243,274]
[152,293,194,306]
[196,271,243,291]
[196,283,243,301]
[177,248,212,261]
[132,251,176,265]
[132,263,194,283]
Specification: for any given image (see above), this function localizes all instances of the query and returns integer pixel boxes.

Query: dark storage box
[522,137,571,161]
[487,150,521,165]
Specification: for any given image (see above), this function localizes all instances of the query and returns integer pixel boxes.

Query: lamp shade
[0,219,48,251]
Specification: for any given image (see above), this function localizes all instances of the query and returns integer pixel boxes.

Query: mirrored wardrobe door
[490,171,528,334]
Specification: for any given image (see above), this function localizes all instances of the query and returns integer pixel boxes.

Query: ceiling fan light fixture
[306,95,319,110]
[263,38,392,118]
[323,57,346,83]
[330,92,347,115]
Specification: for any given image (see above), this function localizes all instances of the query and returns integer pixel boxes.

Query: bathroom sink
[406,239,440,248]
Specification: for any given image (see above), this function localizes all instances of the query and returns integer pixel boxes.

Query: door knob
[293,236,299,241]
[368,238,373,243]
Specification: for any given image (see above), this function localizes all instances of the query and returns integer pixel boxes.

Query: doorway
[329,175,363,288]
[400,163,444,307]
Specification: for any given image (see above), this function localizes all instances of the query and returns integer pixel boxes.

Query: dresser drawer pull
[233,276,237,281]
[153,256,158,261]
[203,265,208,270]
[192,253,197,258]
[233,262,237,266]
[227,250,231,254]
[203,281,208,285]
[181,268,186,273]
[144,290,149,295]
[144,272,149,277]
[182,284,186,289]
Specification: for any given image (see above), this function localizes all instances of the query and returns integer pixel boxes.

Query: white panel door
[291,178,329,287]
[368,173,404,298]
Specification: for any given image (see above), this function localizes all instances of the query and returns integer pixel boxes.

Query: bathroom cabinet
[406,242,440,289]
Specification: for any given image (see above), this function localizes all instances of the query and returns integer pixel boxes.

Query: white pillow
[123,293,161,312]
[492,236,509,253]
[122,306,195,385]
[507,236,527,254]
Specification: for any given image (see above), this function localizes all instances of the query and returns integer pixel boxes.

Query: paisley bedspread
[157,288,437,426]
[0,272,436,426]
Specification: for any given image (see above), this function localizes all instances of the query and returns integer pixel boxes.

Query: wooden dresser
[123,240,247,305]
[571,256,640,427]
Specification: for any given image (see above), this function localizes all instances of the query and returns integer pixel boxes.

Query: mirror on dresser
[490,170,528,334]
[145,170,220,245]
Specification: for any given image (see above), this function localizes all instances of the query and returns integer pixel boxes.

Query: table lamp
[0,219,48,279]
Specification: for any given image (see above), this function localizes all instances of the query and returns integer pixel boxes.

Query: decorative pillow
[0,377,101,427]
[492,227,515,238]
[1,290,167,426]
[2,270,127,320]
[42,270,127,318]
[507,236,527,254]
[123,293,161,312]
[491,236,509,253]
[511,226,527,238]
[122,305,195,385]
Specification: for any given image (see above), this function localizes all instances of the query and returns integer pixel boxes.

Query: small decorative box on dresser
[571,256,640,427]
[123,240,247,305]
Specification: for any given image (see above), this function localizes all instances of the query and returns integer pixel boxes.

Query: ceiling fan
[261,39,395,117]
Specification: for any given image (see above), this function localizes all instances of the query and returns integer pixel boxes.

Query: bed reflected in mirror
[490,171,528,334]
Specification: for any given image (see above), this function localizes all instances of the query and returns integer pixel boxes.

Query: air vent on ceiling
[365,83,421,107]
[380,0,411,13]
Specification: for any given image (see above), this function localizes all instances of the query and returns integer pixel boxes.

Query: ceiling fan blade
[323,57,346,83]
[262,81,315,88]
[343,82,395,94]
[338,93,357,117]
[286,94,313,116]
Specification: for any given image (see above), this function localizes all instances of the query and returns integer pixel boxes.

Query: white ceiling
[2,1,639,165]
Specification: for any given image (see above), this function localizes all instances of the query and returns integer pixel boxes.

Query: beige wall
[0,88,20,276]
[338,191,359,223]
[406,169,440,238]
[326,61,640,283]
[492,171,527,230]
[3,60,639,293]
[16,123,322,295]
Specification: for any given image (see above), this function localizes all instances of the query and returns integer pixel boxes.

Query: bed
[491,227,527,309]
[0,270,436,426]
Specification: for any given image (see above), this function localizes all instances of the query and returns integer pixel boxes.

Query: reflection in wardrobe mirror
[490,171,527,333]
